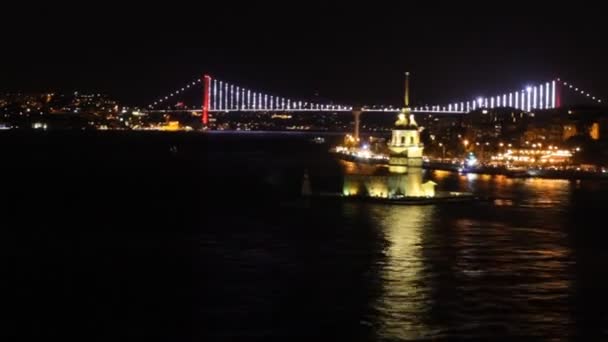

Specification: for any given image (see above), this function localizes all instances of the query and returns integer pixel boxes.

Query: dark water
[3,131,608,340]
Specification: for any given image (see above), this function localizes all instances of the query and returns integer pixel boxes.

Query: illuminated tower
[202,74,211,126]
[388,72,423,173]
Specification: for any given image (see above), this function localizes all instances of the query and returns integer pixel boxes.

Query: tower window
[401,136,405,145]
[410,137,414,144]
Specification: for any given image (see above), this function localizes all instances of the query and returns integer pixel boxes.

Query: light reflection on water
[354,174,580,340]
[368,205,434,340]
[218,134,608,340]
[9,131,608,340]
[433,170,573,209]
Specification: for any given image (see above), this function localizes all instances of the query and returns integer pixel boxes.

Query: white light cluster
[439,80,561,113]
[207,77,352,112]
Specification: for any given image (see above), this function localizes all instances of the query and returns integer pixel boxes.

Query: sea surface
[3,131,608,340]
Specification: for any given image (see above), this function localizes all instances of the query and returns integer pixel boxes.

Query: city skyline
[1,4,607,106]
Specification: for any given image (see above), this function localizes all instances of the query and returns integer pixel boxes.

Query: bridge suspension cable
[149,77,202,108]
[557,78,603,104]
[148,74,605,126]
[202,76,353,113]
[424,80,561,113]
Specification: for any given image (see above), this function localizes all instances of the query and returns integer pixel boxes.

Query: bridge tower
[388,72,423,173]
[352,107,362,142]
[202,74,211,126]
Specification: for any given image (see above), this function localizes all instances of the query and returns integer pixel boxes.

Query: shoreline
[332,152,608,181]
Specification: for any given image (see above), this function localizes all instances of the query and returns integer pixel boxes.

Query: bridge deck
[145,109,467,114]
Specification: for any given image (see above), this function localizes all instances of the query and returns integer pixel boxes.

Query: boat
[311,136,325,144]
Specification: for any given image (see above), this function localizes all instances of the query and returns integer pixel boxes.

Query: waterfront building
[343,73,436,198]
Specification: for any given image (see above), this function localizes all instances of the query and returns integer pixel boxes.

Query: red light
[202,75,211,125]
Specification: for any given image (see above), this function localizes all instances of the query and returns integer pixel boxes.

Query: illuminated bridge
[146,74,604,126]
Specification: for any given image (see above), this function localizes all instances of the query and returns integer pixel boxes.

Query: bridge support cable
[149,74,603,117]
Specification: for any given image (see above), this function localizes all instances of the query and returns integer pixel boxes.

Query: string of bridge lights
[414,80,560,113]
[149,76,604,112]
[206,78,352,111]
[558,78,603,104]
[425,78,605,113]
[150,78,202,108]
[149,77,353,111]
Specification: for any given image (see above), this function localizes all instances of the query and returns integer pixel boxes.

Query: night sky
[2,3,607,107]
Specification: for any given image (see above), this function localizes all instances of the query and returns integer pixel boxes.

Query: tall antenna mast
[404,72,410,108]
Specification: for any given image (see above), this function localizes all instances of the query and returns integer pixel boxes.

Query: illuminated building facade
[388,112,423,172]
[563,124,578,141]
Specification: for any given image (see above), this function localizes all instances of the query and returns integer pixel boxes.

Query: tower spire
[404,72,410,108]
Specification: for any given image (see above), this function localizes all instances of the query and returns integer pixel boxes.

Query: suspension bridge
[146,74,604,126]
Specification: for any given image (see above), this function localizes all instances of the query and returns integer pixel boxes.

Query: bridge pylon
[352,106,363,142]
[202,74,211,125]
